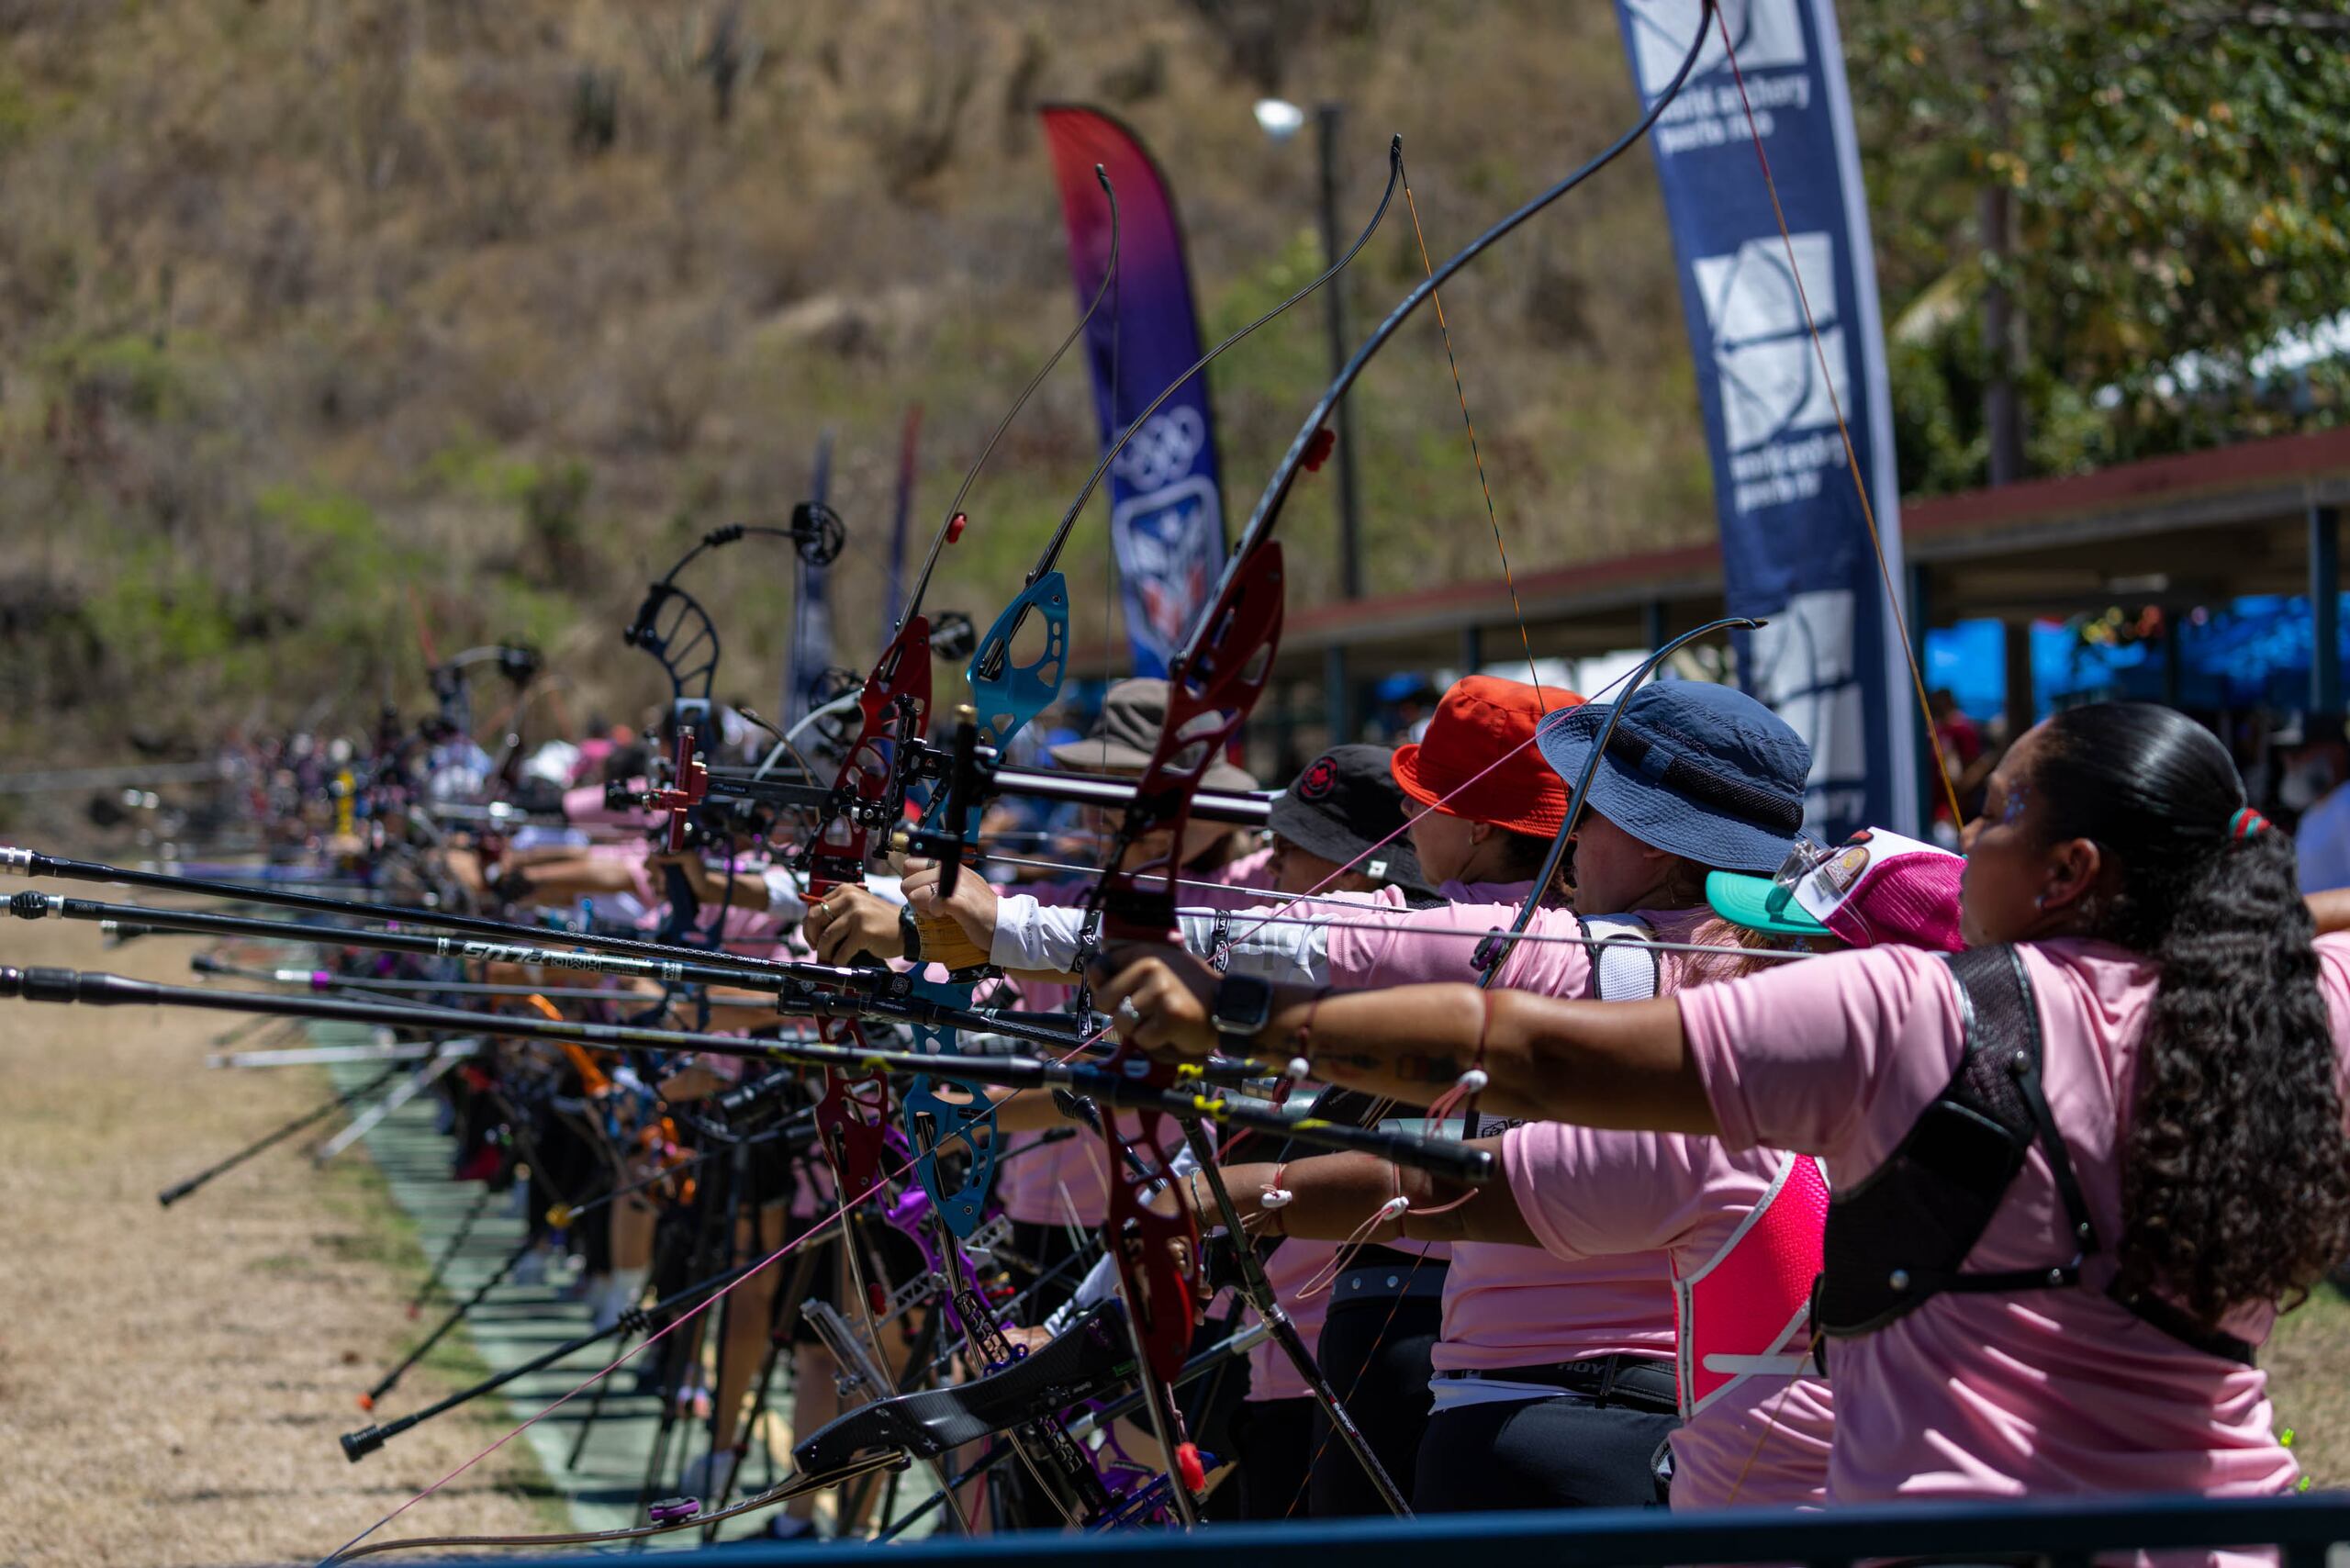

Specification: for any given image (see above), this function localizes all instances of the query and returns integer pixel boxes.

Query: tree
[1846,0,2350,489]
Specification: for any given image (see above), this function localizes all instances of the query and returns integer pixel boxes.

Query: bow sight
[895,707,1274,899]
[624,513,846,708]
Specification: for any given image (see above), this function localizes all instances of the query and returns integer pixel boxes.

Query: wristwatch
[1210,973,1275,1045]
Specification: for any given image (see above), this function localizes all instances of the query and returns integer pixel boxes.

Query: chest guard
[1583,913,1662,1002]
[1815,946,2253,1365]
[1675,1151,1829,1417]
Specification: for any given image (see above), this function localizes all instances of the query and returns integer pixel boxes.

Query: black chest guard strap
[1816,946,2253,1366]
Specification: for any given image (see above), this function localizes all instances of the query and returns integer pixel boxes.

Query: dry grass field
[0,916,555,1568]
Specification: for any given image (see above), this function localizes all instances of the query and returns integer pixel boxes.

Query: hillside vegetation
[0,0,2339,752]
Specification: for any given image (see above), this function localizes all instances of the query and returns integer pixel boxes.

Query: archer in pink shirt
[1102,702,2350,1523]
[1141,678,1823,1514]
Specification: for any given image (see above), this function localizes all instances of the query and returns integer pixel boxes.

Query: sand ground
[0,916,554,1567]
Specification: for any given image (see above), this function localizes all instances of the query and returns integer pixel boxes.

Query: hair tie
[2229,806,2273,840]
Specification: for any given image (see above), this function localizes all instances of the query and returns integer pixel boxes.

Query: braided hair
[2032,702,2350,1326]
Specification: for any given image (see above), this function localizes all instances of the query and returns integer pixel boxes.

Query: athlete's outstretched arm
[1093,944,1716,1137]
[1197,1148,1538,1248]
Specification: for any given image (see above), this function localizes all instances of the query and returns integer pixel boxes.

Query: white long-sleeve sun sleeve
[988,894,1331,986]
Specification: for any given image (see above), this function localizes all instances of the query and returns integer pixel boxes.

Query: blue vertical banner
[1614,0,1918,838]
[1040,104,1225,678]
[786,429,834,729]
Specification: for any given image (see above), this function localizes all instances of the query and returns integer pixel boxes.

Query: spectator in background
[1927,688,1994,844]
[1387,683,1438,745]
[2284,715,2350,891]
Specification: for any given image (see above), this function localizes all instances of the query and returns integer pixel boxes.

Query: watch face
[1215,975,1273,1032]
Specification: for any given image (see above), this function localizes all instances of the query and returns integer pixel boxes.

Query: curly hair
[2033,702,2350,1327]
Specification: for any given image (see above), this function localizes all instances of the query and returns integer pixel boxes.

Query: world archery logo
[1625,0,1806,99]
[1693,231,1848,462]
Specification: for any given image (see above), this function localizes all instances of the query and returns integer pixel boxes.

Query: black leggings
[1211,1395,1315,1521]
[1309,1291,1443,1516]
[1412,1394,1678,1512]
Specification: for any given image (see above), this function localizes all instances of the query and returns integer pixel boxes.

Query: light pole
[1256,96,1363,744]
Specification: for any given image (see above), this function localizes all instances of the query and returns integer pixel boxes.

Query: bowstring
[1401,162,1545,700]
[1709,6,1963,830]
[1693,10,1912,1495]
[1257,17,1937,1506]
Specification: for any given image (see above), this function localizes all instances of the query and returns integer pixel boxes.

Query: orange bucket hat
[1391,674,1583,837]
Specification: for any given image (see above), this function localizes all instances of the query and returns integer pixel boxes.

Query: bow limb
[1397,163,1554,699]
[1067,2,1722,1513]
[1095,1106,1208,1525]
[801,169,1127,1201]
[1451,612,1760,1138]
[1476,617,1759,968]
[923,147,1404,1237]
[1234,3,1717,567]
[1091,0,1719,944]
[898,163,1122,634]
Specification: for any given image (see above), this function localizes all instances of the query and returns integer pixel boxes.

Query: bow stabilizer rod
[0,965,1494,1180]
[0,845,802,970]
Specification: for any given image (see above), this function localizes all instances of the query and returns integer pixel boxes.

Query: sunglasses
[1770,834,1832,895]
[1770,828,1881,897]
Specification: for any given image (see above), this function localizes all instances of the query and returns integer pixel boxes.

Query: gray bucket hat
[1050,678,1257,793]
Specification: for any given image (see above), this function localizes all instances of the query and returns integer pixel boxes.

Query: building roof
[1070,425,2350,681]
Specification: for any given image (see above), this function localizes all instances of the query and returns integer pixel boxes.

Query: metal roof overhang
[1068,426,2350,682]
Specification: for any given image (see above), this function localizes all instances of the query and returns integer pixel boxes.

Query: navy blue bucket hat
[1533,680,1811,873]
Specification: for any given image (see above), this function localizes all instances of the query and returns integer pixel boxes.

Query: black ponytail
[2034,703,2350,1326]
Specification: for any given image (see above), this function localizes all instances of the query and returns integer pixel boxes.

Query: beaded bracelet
[1285,987,1333,1081]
